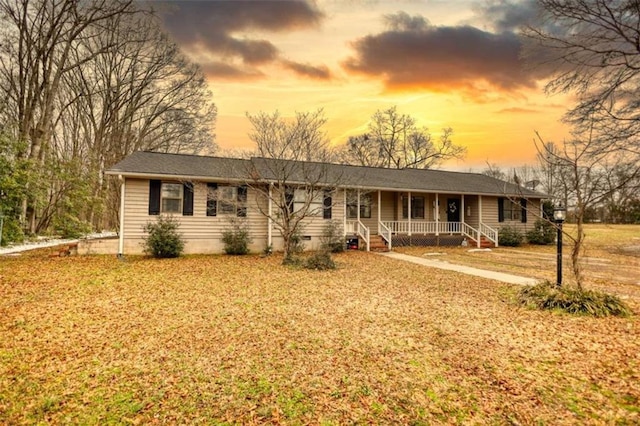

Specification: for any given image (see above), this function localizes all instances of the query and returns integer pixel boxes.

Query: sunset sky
[156,0,572,169]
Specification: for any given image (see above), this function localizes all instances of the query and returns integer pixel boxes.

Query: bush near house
[498,226,524,247]
[320,220,345,253]
[304,251,337,270]
[526,219,556,245]
[222,219,253,255]
[142,216,184,258]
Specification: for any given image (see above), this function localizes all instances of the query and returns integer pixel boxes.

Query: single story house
[106,151,545,255]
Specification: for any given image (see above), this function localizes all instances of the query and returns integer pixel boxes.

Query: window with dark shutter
[520,198,527,223]
[182,183,194,216]
[285,187,295,214]
[323,190,332,219]
[149,180,161,215]
[498,197,504,222]
[237,185,247,217]
[206,183,217,216]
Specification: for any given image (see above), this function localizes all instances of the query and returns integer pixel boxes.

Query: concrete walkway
[378,252,540,286]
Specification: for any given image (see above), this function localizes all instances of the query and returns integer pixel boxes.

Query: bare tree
[524,0,640,156]
[535,128,640,287]
[245,110,341,263]
[247,109,334,162]
[0,0,135,232]
[340,106,465,169]
[0,0,217,233]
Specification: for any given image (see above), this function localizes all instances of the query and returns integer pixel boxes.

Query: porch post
[357,188,361,222]
[377,190,381,234]
[343,189,347,237]
[267,183,273,247]
[435,193,439,236]
[118,175,125,258]
[478,195,483,248]
[461,195,465,225]
[407,191,412,236]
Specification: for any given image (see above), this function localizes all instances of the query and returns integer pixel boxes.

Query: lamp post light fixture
[553,205,567,286]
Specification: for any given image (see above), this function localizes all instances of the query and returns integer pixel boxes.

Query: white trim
[377,190,381,234]
[408,191,412,236]
[118,175,125,257]
[343,189,347,237]
[435,193,439,236]
[267,183,273,247]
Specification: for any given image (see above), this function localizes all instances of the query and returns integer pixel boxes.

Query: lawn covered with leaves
[1,251,638,424]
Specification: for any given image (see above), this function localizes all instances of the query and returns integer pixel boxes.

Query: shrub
[526,219,556,245]
[518,281,631,317]
[320,220,344,253]
[222,219,252,255]
[142,216,184,258]
[304,251,336,270]
[52,213,92,239]
[0,215,24,246]
[498,226,524,247]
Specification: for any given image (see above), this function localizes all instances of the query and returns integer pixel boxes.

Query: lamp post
[553,205,566,286]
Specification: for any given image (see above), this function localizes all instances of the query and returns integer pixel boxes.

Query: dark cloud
[343,12,547,93]
[199,61,264,80]
[473,0,539,33]
[281,60,332,80]
[156,1,323,66]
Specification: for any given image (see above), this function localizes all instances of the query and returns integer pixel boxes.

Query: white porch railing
[460,222,480,245]
[346,220,370,251]
[379,221,392,250]
[382,221,470,235]
[480,223,499,247]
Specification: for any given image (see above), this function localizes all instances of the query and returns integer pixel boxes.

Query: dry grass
[397,224,640,304]
[1,248,639,424]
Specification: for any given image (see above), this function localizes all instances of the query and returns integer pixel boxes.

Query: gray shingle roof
[107,151,544,198]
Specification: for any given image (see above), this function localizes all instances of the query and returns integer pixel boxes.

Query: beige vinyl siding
[480,196,542,232]
[265,188,346,252]
[122,178,267,254]
[464,195,480,228]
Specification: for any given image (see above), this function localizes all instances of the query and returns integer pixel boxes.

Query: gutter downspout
[268,183,273,248]
[118,175,125,258]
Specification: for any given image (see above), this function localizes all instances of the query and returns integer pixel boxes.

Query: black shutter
[498,197,504,222]
[149,180,161,215]
[182,183,194,216]
[323,190,332,219]
[285,187,295,214]
[520,198,527,223]
[206,183,217,216]
[237,185,247,217]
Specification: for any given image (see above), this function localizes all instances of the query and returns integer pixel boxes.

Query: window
[347,190,372,219]
[499,198,527,223]
[149,180,192,216]
[208,184,247,217]
[402,195,425,219]
[294,188,323,216]
[161,183,183,213]
[323,190,332,219]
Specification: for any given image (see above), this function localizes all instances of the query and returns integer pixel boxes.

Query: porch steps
[369,235,390,252]
[470,237,495,248]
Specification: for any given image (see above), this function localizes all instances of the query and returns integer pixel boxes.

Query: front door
[447,198,460,222]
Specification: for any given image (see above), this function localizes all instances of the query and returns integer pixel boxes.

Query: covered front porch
[343,189,499,251]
